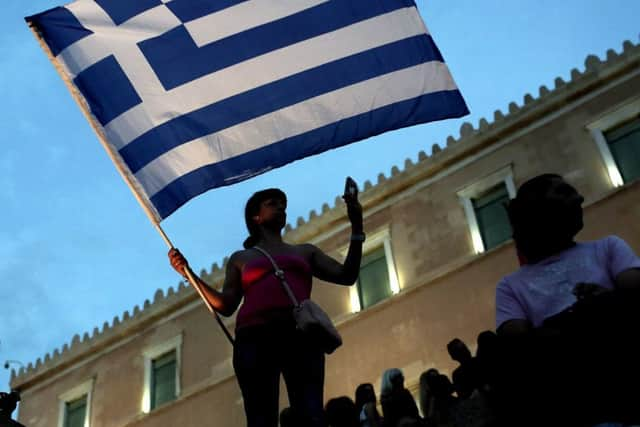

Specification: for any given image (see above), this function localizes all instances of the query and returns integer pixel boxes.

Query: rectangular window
[357,246,392,310]
[587,98,640,188]
[64,396,87,427]
[151,350,177,410]
[472,184,511,251]
[458,165,516,254]
[604,117,640,184]
[142,335,182,413]
[58,379,93,427]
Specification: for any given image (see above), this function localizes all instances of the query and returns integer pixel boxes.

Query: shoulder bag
[253,246,343,354]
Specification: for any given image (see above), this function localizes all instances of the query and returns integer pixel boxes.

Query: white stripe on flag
[135,61,457,197]
[104,7,427,149]
[186,0,329,48]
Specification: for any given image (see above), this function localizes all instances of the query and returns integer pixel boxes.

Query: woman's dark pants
[233,319,326,427]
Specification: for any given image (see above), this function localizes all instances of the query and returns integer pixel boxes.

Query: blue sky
[0,0,638,392]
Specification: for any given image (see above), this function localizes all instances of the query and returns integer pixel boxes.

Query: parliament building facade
[12,40,640,427]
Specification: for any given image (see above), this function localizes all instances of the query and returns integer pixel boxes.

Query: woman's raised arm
[307,188,364,286]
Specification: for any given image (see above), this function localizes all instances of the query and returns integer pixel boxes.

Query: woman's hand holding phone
[343,176,363,233]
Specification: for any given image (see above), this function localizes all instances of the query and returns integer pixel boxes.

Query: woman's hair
[380,368,404,396]
[419,371,432,416]
[355,383,376,410]
[243,188,287,249]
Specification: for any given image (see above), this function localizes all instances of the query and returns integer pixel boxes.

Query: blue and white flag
[27,0,468,220]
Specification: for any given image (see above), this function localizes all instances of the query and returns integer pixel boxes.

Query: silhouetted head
[507,174,584,263]
[325,396,359,427]
[419,370,434,415]
[381,368,404,396]
[421,369,453,399]
[0,391,19,417]
[279,406,303,427]
[425,368,439,378]
[243,188,287,248]
[355,383,377,410]
[420,368,440,391]
[447,338,472,363]
[476,330,498,356]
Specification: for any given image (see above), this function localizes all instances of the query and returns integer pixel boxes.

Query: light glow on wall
[606,163,625,188]
[470,227,486,255]
[384,239,401,294]
[461,197,486,254]
[590,128,625,188]
[349,285,361,313]
[141,387,151,414]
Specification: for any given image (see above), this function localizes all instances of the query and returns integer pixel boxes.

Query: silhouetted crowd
[294,332,499,427]
[284,296,640,427]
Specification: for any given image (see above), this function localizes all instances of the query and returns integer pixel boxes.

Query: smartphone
[344,176,358,198]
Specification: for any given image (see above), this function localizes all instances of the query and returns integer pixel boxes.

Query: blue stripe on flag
[166,0,249,24]
[150,90,469,218]
[94,0,162,25]
[138,0,416,90]
[122,34,441,173]
[74,56,143,126]
[26,7,93,56]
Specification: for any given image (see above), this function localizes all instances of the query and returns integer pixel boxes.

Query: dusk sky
[1,0,639,391]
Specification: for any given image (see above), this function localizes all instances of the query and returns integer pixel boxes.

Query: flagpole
[27,22,234,344]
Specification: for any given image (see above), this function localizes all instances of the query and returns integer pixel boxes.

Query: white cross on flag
[27,0,468,221]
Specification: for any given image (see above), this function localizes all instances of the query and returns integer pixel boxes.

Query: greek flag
[27,0,468,220]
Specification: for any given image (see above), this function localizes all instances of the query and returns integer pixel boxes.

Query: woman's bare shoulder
[290,243,319,254]
[289,243,324,262]
[227,248,258,269]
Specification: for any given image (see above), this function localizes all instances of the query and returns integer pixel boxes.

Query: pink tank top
[236,254,312,329]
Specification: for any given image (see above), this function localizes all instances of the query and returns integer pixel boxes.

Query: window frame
[346,228,400,313]
[142,334,182,413]
[587,97,640,188]
[457,165,516,254]
[57,378,94,427]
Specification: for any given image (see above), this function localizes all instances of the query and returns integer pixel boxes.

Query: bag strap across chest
[253,246,300,307]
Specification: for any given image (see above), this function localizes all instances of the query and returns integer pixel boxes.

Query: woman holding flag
[169,179,364,427]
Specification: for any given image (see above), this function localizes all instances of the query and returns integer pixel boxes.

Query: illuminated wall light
[471,227,486,255]
[607,164,624,188]
[590,129,625,188]
[141,356,152,413]
[141,386,151,414]
[462,197,485,254]
[384,239,401,294]
[349,285,361,313]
